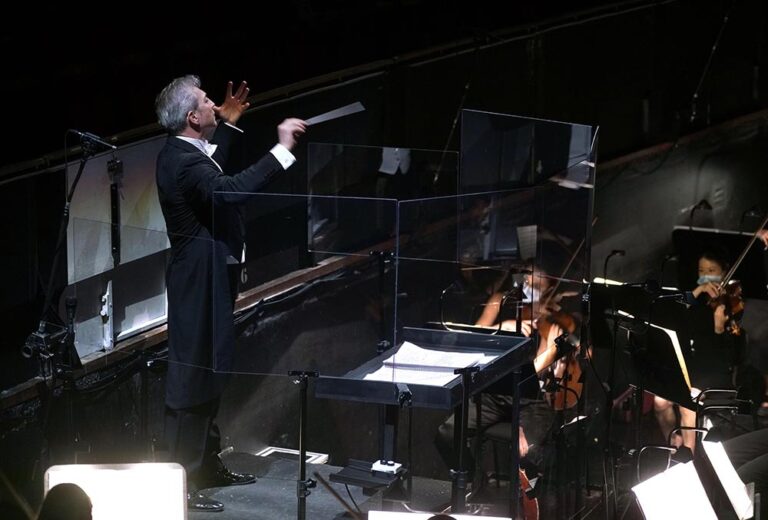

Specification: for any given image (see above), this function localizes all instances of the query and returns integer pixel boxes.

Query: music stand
[625,312,696,411]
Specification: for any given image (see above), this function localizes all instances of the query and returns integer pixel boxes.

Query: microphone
[652,291,687,302]
[623,279,661,294]
[660,253,679,285]
[69,129,117,150]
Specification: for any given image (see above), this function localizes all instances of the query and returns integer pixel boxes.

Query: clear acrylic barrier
[307,142,460,200]
[395,190,541,332]
[200,113,594,406]
[211,192,399,378]
[459,110,596,334]
[69,218,170,362]
[460,109,595,192]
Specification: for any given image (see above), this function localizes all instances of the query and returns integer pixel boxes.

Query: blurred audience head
[37,483,92,520]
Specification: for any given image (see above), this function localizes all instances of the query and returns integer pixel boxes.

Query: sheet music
[702,441,753,519]
[361,341,498,387]
[362,365,461,387]
[616,310,692,390]
[632,461,718,519]
[650,322,691,391]
[383,341,497,370]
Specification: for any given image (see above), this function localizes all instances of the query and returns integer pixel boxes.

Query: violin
[519,468,540,519]
[537,310,584,410]
[707,279,744,335]
[519,296,583,410]
[705,214,768,335]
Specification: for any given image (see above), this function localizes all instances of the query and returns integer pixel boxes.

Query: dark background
[1,1,623,166]
[2,0,768,514]
[2,0,767,408]
[2,0,764,168]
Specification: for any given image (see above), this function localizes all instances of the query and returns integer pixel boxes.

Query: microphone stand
[23,132,114,467]
[603,250,625,284]
[599,281,685,519]
[24,133,112,371]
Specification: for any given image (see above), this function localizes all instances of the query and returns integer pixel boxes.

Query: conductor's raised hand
[213,81,250,125]
[278,118,307,151]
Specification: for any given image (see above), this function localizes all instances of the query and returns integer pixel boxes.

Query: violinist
[654,248,745,451]
[435,264,569,478]
[474,267,574,373]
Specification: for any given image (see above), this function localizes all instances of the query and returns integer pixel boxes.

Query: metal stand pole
[450,366,480,514]
[290,370,318,520]
[509,368,522,519]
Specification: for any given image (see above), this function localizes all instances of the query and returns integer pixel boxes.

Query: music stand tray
[314,326,534,410]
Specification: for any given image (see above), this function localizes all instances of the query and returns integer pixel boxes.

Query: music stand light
[633,441,755,520]
[632,460,717,520]
[44,463,186,520]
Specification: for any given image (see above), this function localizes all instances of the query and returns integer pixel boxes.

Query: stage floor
[192,452,606,519]
[191,453,455,519]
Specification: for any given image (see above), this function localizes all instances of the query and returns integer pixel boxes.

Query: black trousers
[723,427,768,518]
[165,398,223,491]
[435,393,554,474]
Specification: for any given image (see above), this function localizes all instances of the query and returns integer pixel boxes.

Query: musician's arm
[533,323,564,374]
[475,292,503,327]
[758,229,768,248]
[714,304,727,334]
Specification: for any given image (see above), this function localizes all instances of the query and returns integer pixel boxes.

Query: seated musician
[654,248,749,451]
[435,265,574,480]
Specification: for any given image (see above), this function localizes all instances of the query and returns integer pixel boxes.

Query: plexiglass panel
[460,111,597,335]
[460,109,594,192]
[307,143,460,199]
[395,190,540,333]
[211,193,399,377]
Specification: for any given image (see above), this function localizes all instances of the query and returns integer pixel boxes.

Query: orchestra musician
[435,263,576,481]
[653,247,751,451]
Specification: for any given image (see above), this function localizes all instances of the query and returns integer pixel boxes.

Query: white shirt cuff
[270,144,296,170]
[223,122,244,133]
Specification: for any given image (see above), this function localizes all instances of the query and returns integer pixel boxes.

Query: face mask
[523,282,540,303]
[697,274,722,285]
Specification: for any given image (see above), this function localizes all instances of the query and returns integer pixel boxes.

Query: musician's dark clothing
[156,122,287,486]
[435,393,555,476]
[685,303,739,391]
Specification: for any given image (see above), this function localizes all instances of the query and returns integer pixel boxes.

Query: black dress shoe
[201,467,256,488]
[187,491,224,512]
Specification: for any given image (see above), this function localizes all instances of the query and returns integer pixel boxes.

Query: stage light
[44,463,185,520]
[633,460,717,519]
[632,441,754,520]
